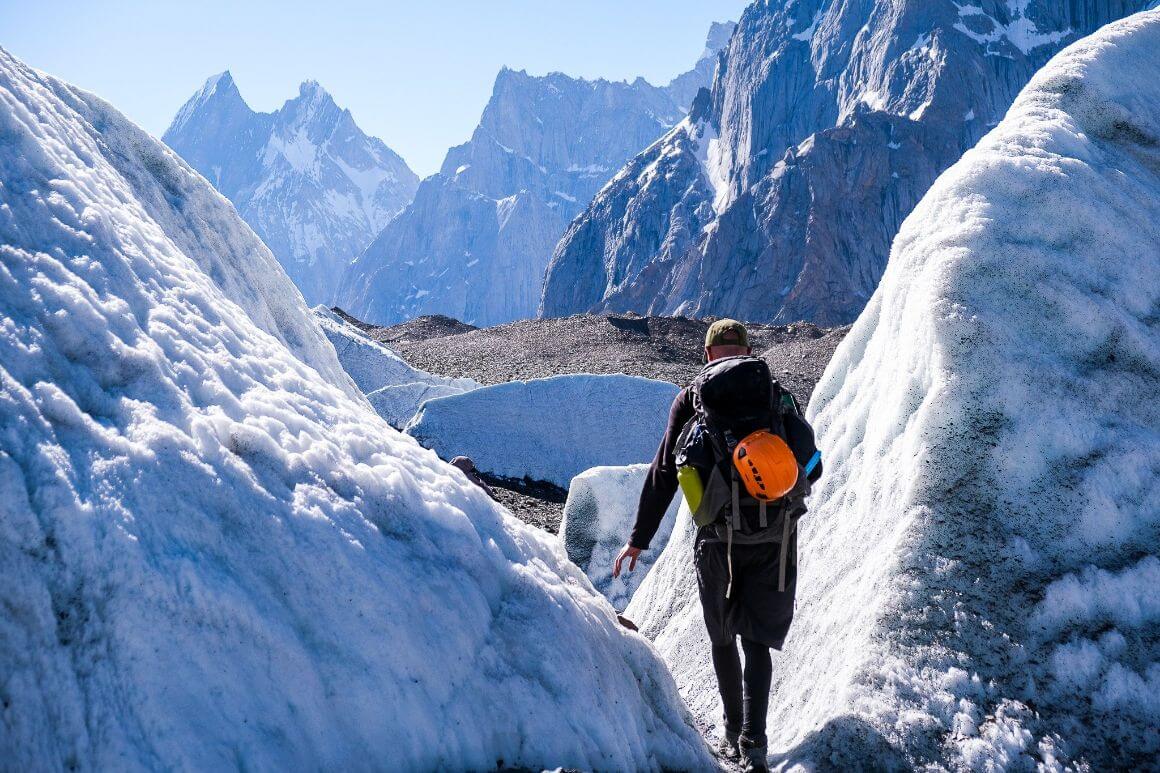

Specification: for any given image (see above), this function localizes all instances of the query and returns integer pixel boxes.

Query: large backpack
[675,355,822,592]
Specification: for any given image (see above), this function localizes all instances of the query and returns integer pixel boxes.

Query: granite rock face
[542,0,1153,325]
[665,20,737,111]
[337,22,734,327]
[163,73,418,305]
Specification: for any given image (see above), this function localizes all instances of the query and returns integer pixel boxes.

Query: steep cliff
[338,21,734,327]
[543,0,1152,325]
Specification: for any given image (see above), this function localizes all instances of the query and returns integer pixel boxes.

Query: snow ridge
[628,9,1160,768]
[0,47,711,771]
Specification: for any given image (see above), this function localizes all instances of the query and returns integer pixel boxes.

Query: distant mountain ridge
[541,0,1153,325]
[336,21,735,327]
[164,72,418,305]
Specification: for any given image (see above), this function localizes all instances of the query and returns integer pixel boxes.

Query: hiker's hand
[613,545,641,578]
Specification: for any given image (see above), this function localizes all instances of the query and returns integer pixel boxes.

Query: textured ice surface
[628,11,1160,769]
[313,307,477,427]
[406,374,680,488]
[0,47,712,771]
[559,464,681,610]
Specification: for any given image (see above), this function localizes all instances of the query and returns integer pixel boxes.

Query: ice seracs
[559,464,681,610]
[0,46,713,771]
[312,307,479,427]
[626,9,1160,768]
[164,72,418,306]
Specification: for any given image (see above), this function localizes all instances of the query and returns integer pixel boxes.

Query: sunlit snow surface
[0,48,712,770]
[629,10,1160,769]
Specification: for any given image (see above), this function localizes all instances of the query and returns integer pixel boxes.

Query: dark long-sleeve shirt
[629,387,694,549]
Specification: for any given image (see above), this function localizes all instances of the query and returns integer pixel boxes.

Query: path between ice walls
[626,9,1160,770]
[0,46,715,770]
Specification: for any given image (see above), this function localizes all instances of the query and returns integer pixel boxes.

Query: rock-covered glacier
[625,9,1160,768]
[0,47,713,771]
[543,0,1153,326]
[337,21,734,327]
[164,72,419,306]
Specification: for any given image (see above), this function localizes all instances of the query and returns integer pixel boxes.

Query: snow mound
[628,11,1160,769]
[313,307,478,427]
[407,374,680,487]
[559,464,680,610]
[0,54,356,401]
[0,48,712,770]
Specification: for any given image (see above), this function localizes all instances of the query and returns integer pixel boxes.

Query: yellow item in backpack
[733,430,798,501]
[676,465,704,513]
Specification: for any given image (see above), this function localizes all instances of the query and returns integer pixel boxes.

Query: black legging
[712,637,772,746]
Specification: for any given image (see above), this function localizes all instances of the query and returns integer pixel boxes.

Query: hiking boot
[741,741,769,773]
[715,728,740,761]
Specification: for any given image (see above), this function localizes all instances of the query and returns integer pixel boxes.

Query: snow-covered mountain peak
[543,0,1151,326]
[297,77,326,97]
[197,69,239,101]
[273,79,344,135]
[168,69,247,135]
[702,19,737,56]
[164,72,418,305]
[337,19,735,328]
[667,19,737,111]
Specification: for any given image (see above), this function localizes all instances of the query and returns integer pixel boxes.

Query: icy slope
[0,58,358,402]
[559,464,680,610]
[313,307,477,426]
[0,48,713,770]
[628,10,1160,769]
[406,374,679,488]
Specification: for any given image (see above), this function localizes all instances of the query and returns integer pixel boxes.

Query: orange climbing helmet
[733,429,799,501]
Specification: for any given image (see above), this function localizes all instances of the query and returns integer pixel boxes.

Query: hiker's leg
[697,530,741,736]
[739,637,772,746]
[711,638,743,736]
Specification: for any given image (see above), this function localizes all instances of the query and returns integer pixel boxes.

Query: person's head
[704,318,751,361]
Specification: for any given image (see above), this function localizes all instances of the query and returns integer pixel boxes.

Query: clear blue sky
[2,0,749,176]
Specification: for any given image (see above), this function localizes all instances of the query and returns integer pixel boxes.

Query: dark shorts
[695,526,797,649]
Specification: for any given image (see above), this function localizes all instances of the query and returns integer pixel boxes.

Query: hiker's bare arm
[612,545,641,578]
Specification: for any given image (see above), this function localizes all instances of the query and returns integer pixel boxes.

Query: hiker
[612,319,823,773]
[450,456,497,499]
